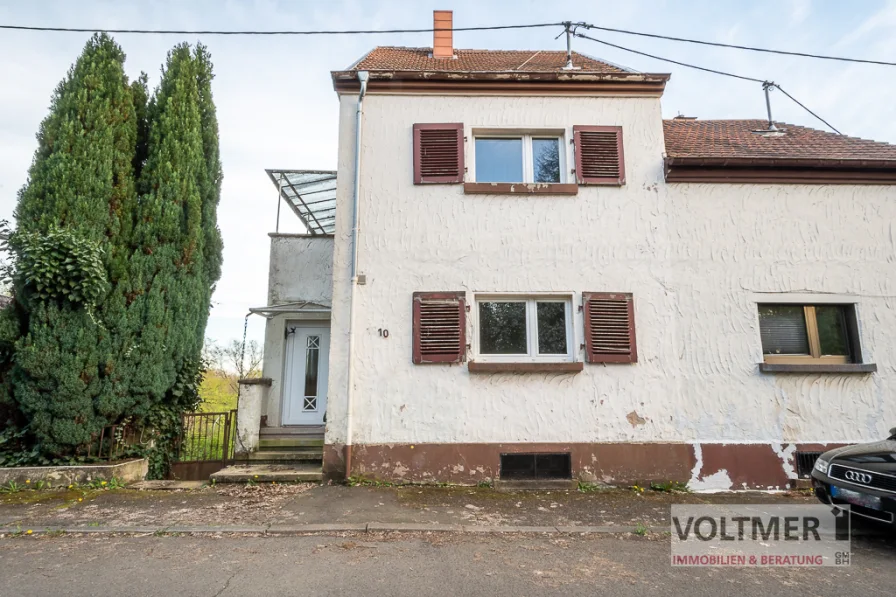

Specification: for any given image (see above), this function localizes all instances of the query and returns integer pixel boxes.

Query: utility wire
[574,32,764,83]
[0,22,561,35]
[577,23,896,68]
[574,33,842,134]
[772,84,842,134]
[5,17,895,68]
[3,18,844,134]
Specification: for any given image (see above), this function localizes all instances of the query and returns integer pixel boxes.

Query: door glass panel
[479,302,527,354]
[536,302,567,354]
[758,305,810,355]
[532,138,561,183]
[816,306,850,356]
[303,335,320,411]
[475,138,523,182]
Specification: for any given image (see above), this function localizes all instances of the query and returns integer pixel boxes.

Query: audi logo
[844,470,873,484]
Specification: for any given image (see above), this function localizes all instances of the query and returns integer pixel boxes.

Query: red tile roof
[664,119,896,162]
[350,46,629,74]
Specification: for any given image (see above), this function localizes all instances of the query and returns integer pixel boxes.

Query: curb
[0,523,646,536]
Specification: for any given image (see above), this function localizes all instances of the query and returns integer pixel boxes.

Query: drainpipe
[344,70,369,479]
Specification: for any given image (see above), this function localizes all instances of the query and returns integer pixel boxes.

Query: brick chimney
[433,10,453,59]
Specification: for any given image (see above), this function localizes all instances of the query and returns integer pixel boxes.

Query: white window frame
[470,129,567,184]
[473,293,575,363]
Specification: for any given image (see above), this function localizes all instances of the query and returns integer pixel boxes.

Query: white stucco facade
[320,91,895,464]
[267,233,334,306]
[260,234,333,426]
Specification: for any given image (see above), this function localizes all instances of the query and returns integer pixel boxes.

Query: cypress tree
[127,43,221,412]
[7,34,141,454]
[195,44,224,323]
[1,37,223,463]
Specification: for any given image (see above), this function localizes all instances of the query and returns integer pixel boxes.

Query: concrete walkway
[0,482,825,533]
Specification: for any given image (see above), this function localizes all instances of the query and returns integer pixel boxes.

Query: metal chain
[233,313,251,455]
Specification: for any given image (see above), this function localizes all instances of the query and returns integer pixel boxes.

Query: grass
[0,481,25,494]
[633,522,649,536]
[648,481,690,493]
[577,481,610,493]
[348,476,395,487]
[198,370,238,413]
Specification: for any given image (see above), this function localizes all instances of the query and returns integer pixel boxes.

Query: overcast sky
[1,0,894,348]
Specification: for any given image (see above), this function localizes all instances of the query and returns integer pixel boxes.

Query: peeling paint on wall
[626,411,647,427]
[688,444,733,492]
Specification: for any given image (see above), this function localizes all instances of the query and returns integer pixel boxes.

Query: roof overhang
[266,169,337,235]
[664,156,896,184]
[332,70,670,97]
[249,301,332,318]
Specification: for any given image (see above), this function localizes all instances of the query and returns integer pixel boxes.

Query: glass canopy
[266,169,337,235]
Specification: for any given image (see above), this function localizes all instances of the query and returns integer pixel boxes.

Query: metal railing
[174,410,236,464]
[86,422,143,461]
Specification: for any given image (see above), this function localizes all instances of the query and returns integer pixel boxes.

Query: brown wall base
[322,442,846,489]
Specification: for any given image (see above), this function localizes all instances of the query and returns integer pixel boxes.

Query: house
[233,11,896,490]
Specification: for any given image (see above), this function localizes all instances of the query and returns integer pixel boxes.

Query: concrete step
[210,464,322,483]
[258,437,324,449]
[259,426,324,436]
[235,450,323,463]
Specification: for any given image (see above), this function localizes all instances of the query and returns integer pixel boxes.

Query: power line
[772,84,842,135]
[4,17,895,69]
[0,22,561,35]
[574,32,764,83]
[577,23,896,67]
[574,33,842,134]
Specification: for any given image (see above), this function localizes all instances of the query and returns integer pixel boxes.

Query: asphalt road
[1,533,895,596]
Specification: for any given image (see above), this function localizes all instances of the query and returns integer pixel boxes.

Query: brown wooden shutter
[573,125,625,185]
[583,292,637,363]
[413,292,466,364]
[413,123,464,184]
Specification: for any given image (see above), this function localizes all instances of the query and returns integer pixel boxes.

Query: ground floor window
[758,304,856,364]
[475,296,573,362]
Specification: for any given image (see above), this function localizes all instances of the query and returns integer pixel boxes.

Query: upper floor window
[413,123,625,190]
[758,304,855,364]
[473,134,564,184]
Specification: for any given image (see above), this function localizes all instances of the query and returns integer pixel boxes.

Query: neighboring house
[240,11,896,489]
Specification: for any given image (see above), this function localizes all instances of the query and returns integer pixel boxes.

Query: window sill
[468,361,583,374]
[758,363,877,374]
[463,182,578,195]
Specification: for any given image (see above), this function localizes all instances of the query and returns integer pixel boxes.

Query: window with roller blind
[758,304,859,364]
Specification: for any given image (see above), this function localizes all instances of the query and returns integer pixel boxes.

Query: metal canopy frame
[266,169,338,235]
[248,301,332,319]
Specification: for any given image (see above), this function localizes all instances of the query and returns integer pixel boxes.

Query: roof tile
[663,119,896,161]
[351,46,629,74]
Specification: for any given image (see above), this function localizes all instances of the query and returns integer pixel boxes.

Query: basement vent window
[500,453,572,480]
[795,451,823,479]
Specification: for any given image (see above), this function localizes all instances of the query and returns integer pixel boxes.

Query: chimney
[433,10,453,59]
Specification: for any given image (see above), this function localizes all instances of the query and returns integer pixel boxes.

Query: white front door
[283,324,330,425]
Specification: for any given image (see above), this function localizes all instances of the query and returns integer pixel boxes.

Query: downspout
[344,70,368,479]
